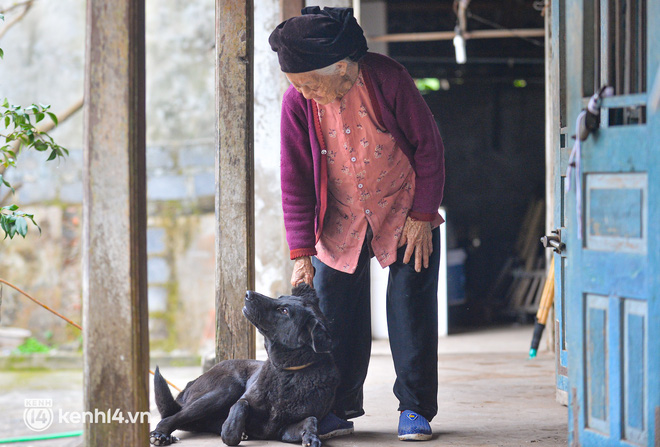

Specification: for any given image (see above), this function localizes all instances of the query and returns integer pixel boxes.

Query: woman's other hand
[291,256,315,286]
[398,217,433,272]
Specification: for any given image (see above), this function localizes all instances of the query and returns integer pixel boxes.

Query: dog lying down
[150,283,340,447]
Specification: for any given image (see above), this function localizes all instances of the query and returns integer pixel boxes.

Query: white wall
[371,209,448,339]
[254,0,294,297]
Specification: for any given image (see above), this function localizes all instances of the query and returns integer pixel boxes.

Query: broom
[529,261,555,358]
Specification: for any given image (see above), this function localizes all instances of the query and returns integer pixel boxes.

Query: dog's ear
[291,282,318,303]
[308,319,332,353]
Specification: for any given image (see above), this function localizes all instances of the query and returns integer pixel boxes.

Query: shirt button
[321,150,327,155]
[351,157,357,162]
[358,183,364,189]
[365,209,371,215]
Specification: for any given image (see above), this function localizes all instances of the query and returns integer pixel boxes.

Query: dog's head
[243,283,331,354]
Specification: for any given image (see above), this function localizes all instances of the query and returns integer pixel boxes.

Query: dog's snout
[246,291,262,305]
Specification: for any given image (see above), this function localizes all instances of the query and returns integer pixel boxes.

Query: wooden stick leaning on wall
[507,199,545,313]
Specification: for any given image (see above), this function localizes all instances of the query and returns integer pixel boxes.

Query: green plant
[12,336,52,354]
[0,12,69,239]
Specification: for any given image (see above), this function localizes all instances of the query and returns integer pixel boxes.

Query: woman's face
[285,70,345,106]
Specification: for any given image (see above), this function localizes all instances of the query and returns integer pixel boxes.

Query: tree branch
[1,96,84,176]
[0,0,34,15]
[0,180,21,205]
[38,96,84,133]
[0,0,35,41]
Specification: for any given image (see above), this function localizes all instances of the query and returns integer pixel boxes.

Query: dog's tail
[154,366,182,418]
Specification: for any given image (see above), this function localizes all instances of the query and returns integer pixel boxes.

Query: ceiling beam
[368,28,545,43]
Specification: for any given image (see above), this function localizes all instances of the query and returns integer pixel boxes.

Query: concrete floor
[0,325,567,446]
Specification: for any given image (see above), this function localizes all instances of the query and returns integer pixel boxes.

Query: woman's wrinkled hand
[291,256,315,287]
[398,217,433,272]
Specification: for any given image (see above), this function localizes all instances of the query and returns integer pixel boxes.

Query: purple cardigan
[280,52,445,259]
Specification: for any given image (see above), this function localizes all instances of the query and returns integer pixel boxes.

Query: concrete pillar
[82,0,149,444]
[361,0,388,55]
[255,0,294,298]
[215,0,256,361]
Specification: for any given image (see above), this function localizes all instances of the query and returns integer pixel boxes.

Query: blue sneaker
[318,412,354,440]
[398,410,432,441]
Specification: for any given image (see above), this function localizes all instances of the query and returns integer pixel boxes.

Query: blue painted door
[564,0,659,446]
[553,126,570,406]
[549,0,570,406]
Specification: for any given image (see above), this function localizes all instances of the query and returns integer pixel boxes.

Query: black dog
[149,284,339,447]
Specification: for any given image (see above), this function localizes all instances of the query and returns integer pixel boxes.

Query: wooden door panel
[563,0,657,445]
[576,294,650,446]
[579,251,648,298]
[555,256,569,403]
[584,294,609,435]
[584,129,648,172]
[555,128,569,403]
[623,299,648,445]
[585,172,648,253]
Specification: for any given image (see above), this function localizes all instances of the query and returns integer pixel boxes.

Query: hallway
[0,325,567,446]
[169,325,567,446]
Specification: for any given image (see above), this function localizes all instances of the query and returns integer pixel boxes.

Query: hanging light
[453,0,469,64]
[453,26,466,64]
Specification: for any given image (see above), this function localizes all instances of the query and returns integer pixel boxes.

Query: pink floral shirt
[315,71,417,273]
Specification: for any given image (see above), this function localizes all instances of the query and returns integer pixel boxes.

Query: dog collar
[283,362,315,371]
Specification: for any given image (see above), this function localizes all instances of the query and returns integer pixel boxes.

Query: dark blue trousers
[312,227,440,421]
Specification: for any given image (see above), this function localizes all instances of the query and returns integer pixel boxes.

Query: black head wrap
[268,7,368,73]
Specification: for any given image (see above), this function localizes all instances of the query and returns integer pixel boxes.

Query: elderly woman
[269,7,445,442]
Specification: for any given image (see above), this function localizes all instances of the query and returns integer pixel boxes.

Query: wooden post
[82,0,149,445]
[215,0,256,361]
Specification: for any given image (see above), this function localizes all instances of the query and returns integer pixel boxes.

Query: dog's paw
[149,431,179,446]
[302,432,321,447]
